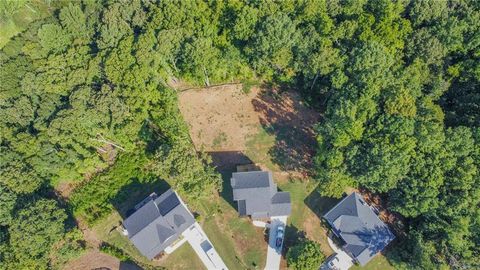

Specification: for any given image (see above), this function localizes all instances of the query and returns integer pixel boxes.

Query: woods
[0,0,479,269]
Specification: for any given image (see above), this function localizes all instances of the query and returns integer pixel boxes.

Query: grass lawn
[203,177,267,270]
[245,126,279,171]
[92,211,206,269]
[278,180,335,257]
[161,243,206,270]
[350,255,394,270]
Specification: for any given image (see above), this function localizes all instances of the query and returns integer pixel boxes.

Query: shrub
[287,240,325,270]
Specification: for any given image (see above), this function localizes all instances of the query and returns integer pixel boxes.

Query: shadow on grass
[304,188,341,222]
[251,85,320,175]
[281,225,308,259]
[110,178,170,220]
[119,261,143,270]
[208,151,255,210]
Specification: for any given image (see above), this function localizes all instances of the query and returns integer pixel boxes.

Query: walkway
[264,216,287,270]
[182,222,228,270]
[320,234,353,270]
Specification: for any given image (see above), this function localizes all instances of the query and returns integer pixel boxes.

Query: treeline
[0,1,223,269]
[310,1,480,269]
[0,0,479,269]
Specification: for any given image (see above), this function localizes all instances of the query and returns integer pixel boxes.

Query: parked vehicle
[275,225,284,249]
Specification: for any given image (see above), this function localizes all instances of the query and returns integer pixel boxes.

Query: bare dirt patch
[178,84,320,177]
[63,250,141,270]
[178,85,261,151]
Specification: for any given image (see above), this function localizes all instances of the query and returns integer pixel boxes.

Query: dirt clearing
[63,250,141,270]
[178,84,320,175]
[178,84,260,151]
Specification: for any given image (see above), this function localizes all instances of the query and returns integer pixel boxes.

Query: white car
[275,225,284,250]
[326,255,341,270]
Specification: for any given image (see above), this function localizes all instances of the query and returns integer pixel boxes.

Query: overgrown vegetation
[0,0,479,269]
[287,239,325,270]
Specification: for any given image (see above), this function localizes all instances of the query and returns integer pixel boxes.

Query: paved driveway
[264,216,288,270]
[182,222,228,270]
[320,234,353,270]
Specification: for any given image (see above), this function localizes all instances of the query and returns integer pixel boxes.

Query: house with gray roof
[323,192,395,266]
[122,189,195,259]
[230,171,291,219]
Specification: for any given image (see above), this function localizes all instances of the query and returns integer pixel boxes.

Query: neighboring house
[122,189,195,259]
[230,171,291,219]
[323,192,395,266]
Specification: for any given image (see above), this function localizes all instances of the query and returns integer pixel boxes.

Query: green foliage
[311,1,480,268]
[100,242,132,262]
[70,150,151,224]
[51,229,87,268]
[150,141,222,203]
[1,0,479,269]
[8,199,67,269]
[0,184,16,226]
[247,12,298,79]
[287,240,325,270]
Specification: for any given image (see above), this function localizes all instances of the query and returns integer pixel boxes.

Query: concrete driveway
[264,216,288,270]
[182,222,228,270]
[320,234,354,270]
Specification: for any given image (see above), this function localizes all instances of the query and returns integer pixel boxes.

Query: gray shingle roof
[123,189,195,259]
[231,171,291,218]
[323,192,395,266]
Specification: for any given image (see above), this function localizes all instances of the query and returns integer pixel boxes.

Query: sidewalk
[182,222,228,270]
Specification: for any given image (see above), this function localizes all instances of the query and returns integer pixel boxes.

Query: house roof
[323,192,395,266]
[123,189,195,259]
[231,171,291,218]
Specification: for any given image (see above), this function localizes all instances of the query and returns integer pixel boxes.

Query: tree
[9,199,67,269]
[287,240,325,270]
[150,141,222,202]
[0,184,16,226]
[246,12,298,78]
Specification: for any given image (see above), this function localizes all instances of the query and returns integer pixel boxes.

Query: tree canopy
[0,0,479,269]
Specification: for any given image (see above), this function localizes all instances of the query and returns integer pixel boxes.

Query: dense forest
[0,0,479,269]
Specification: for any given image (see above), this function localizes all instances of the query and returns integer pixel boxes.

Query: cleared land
[178,84,261,151]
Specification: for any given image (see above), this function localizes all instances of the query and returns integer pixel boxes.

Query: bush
[287,240,325,270]
[99,242,132,262]
[70,150,151,224]
[51,229,87,268]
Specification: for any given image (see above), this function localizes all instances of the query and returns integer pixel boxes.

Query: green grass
[277,180,335,257]
[162,243,206,270]
[245,126,278,171]
[202,198,267,270]
[203,217,244,270]
[350,255,394,270]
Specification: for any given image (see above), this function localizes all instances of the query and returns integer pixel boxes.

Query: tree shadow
[208,151,256,210]
[110,178,170,220]
[118,263,143,270]
[251,86,320,175]
[303,188,341,222]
